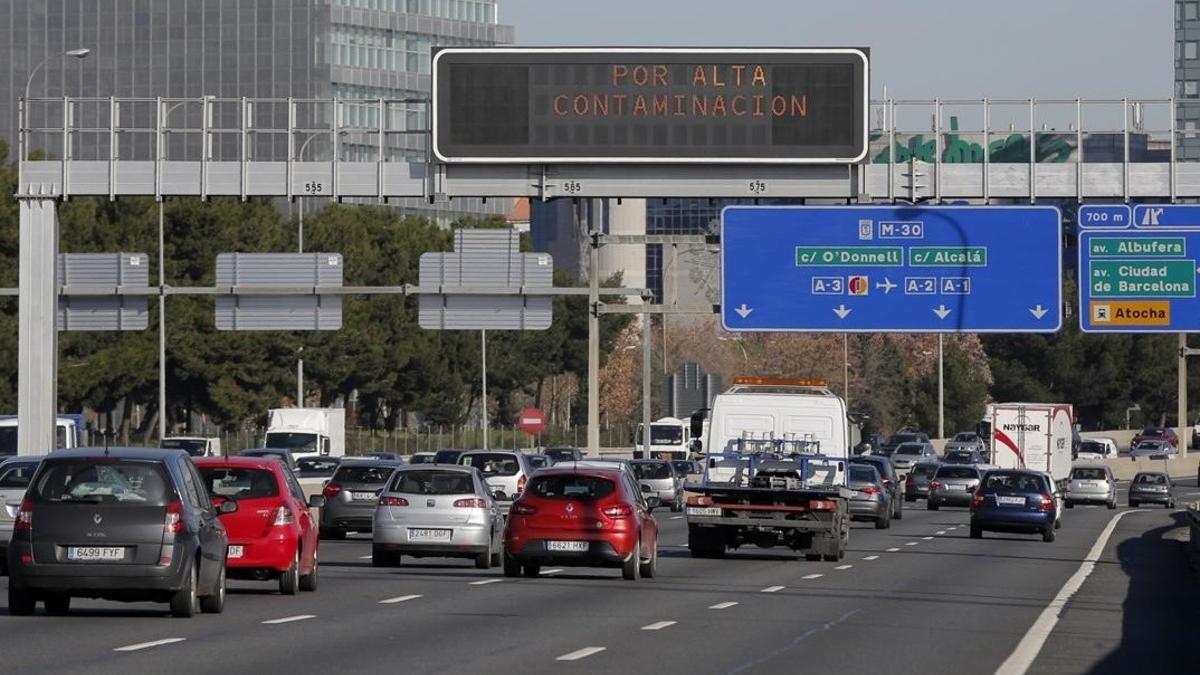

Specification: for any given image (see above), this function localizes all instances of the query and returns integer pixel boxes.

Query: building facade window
[1185,121,1198,138]
[1187,80,1199,97]
[1188,41,1198,59]
[1187,2,1199,20]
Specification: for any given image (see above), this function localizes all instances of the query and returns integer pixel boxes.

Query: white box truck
[633,416,690,460]
[981,402,1074,485]
[264,408,346,461]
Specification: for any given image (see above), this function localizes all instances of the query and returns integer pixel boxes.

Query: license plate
[408,528,452,542]
[227,545,244,559]
[997,496,1026,506]
[352,492,377,501]
[687,506,722,516]
[546,540,588,552]
[66,546,124,561]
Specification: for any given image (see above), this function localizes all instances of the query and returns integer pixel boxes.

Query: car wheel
[8,584,35,616]
[1167,500,1176,509]
[927,500,939,511]
[503,553,521,578]
[639,539,657,579]
[474,550,491,570]
[1055,516,1062,529]
[320,527,345,541]
[279,549,300,596]
[1129,500,1138,508]
[200,563,226,613]
[1064,500,1074,509]
[371,545,393,568]
[621,540,641,581]
[905,493,916,503]
[299,552,319,592]
[43,593,70,616]
[1107,500,1116,510]
[894,498,903,520]
[1042,527,1056,543]
[522,563,541,578]
[170,562,199,618]
[875,509,891,530]
[490,550,502,567]
[969,525,982,539]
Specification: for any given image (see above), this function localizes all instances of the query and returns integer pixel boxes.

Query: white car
[1076,438,1117,461]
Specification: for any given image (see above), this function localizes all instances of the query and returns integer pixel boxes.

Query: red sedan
[1131,427,1179,450]
[503,466,659,580]
[194,457,322,594]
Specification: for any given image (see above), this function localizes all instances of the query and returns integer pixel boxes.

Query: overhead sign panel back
[721,206,1062,333]
[432,48,868,164]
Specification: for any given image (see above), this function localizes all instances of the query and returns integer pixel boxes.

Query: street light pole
[296,134,320,253]
[23,48,90,105]
[938,333,945,439]
[158,200,167,441]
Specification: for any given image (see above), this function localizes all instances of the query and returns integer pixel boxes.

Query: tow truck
[684,377,852,562]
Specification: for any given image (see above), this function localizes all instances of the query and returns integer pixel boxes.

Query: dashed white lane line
[114,638,186,652]
[359,555,373,559]
[262,614,316,625]
[905,542,919,546]
[802,573,823,580]
[670,515,683,520]
[642,621,677,630]
[541,568,564,575]
[761,585,785,593]
[378,594,422,604]
[886,547,900,552]
[922,536,934,540]
[557,647,606,662]
[834,564,853,570]
[936,530,947,535]
[862,555,879,561]
[709,601,739,610]
[469,578,503,586]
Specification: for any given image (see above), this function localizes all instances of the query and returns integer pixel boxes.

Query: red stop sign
[517,407,547,435]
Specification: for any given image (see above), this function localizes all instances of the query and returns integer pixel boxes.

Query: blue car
[970,469,1061,542]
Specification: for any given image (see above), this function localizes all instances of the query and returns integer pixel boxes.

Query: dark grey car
[0,456,42,575]
[319,459,401,539]
[928,464,982,509]
[1128,472,1175,508]
[6,448,231,618]
[903,461,940,501]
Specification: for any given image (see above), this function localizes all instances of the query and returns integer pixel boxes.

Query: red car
[1131,427,1179,450]
[194,457,322,594]
[503,466,659,581]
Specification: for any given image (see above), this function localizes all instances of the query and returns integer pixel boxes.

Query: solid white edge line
[863,555,879,560]
[114,638,186,652]
[761,585,785,593]
[262,614,316,625]
[556,647,606,661]
[379,594,422,604]
[469,578,503,586]
[994,510,1144,675]
[642,620,677,630]
[709,601,738,609]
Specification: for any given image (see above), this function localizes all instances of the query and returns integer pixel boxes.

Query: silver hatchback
[458,451,534,502]
[928,464,982,509]
[628,459,683,512]
[1065,464,1116,509]
[372,465,503,569]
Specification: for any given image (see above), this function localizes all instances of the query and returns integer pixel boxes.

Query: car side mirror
[491,489,507,501]
[218,499,239,514]
[307,495,326,509]
[645,496,661,510]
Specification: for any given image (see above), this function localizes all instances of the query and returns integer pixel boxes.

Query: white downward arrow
[875,277,896,294]
[932,305,951,320]
[1029,304,1048,319]
[833,304,852,319]
[734,304,753,319]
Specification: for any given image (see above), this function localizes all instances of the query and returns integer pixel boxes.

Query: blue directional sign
[1080,204,1200,332]
[720,206,1062,333]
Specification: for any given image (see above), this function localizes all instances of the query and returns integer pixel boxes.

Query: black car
[543,447,584,464]
[943,449,988,465]
[240,447,298,473]
[6,447,232,617]
[880,431,929,457]
[433,448,469,465]
[849,455,904,520]
[295,456,341,479]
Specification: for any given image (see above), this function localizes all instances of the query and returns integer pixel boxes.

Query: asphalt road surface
[2,479,1197,675]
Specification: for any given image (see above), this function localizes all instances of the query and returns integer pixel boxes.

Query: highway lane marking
[801,573,823,580]
[922,536,934,540]
[359,555,373,559]
[709,601,739,610]
[556,647,606,661]
[262,614,316,625]
[936,530,947,535]
[760,586,785,593]
[994,510,1147,675]
[670,515,683,520]
[541,568,564,575]
[469,578,504,586]
[642,621,677,630]
[905,542,919,546]
[379,594,422,604]
[114,638,186,652]
[886,547,900,552]
[862,555,879,560]
[834,564,852,570]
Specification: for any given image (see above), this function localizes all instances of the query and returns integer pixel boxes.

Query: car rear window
[1136,473,1167,485]
[630,462,672,480]
[408,454,435,464]
[333,466,395,484]
[983,473,1046,492]
[671,460,694,474]
[0,462,38,489]
[1071,468,1107,480]
[32,459,172,505]
[527,475,616,500]
[197,467,279,499]
[911,464,939,478]
[296,458,340,475]
[895,444,923,455]
[527,456,550,468]
[935,466,979,479]
[849,466,877,482]
[544,449,580,462]
[392,470,474,495]
[460,453,520,476]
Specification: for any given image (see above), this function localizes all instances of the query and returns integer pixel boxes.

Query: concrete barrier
[1100,454,1200,481]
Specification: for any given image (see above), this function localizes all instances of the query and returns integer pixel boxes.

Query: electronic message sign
[432,48,869,164]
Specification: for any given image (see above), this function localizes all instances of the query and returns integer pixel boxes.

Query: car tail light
[516,475,527,493]
[1039,494,1054,512]
[602,503,633,518]
[379,496,408,507]
[13,498,32,532]
[271,506,295,526]
[322,483,342,498]
[859,485,881,495]
[808,500,837,511]
[454,498,488,508]
[970,493,985,509]
[881,477,892,484]
[511,502,538,516]
[929,481,942,490]
[164,500,184,534]
[687,495,714,506]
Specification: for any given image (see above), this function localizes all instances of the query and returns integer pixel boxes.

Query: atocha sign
[432,48,869,164]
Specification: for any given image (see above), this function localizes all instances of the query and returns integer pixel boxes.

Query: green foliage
[912,342,989,434]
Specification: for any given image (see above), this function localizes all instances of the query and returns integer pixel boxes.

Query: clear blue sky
[499,0,1171,100]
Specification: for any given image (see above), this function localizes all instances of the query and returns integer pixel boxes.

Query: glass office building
[1178,0,1200,160]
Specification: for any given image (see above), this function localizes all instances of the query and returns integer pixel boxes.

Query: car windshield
[460,453,520,477]
[850,458,891,478]
[527,474,616,500]
[160,439,208,456]
[1136,474,1167,485]
[332,465,395,485]
[391,469,474,495]
[637,425,684,445]
[1071,468,1107,480]
[1140,428,1165,436]
[849,466,878,482]
[895,444,924,456]
[630,461,672,480]
[671,460,694,474]
[983,473,1045,492]
[32,459,171,505]
[1079,442,1105,453]
[197,467,279,499]
[296,457,339,475]
[0,461,38,489]
[935,466,979,479]
[263,432,317,452]
[911,464,939,478]
[408,454,435,464]
[953,433,977,442]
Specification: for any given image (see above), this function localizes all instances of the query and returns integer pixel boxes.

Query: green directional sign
[1089,259,1197,298]
[795,246,903,266]
[908,247,988,266]
[1088,237,1186,257]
